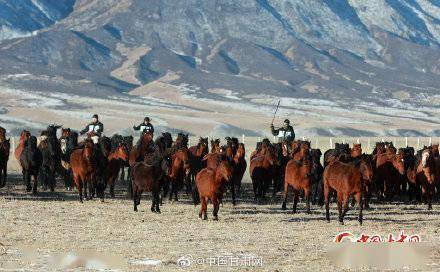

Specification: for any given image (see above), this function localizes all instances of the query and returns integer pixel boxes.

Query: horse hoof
[339,221,344,225]
[213,217,218,221]
[281,205,286,210]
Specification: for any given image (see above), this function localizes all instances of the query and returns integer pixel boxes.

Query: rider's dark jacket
[133,123,154,134]
[271,125,295,142]
[80,121,104,137]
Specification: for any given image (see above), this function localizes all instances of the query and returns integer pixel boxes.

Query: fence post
[429,137,432,146]
[405,137,408,147]
[242,134,245,144]
[367,138,370,152]
[315,139,319,149]
[417,138,420,149]
[329,138,333,148]
[11,137,15,153]
[357,138,360,144]
[258,137,261,142]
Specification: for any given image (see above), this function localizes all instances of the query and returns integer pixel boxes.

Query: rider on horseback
[80,114,104,143]
[133,117,154,135]
[271,119,295,143]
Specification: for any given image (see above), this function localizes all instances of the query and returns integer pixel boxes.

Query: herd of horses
[0,125,439,225]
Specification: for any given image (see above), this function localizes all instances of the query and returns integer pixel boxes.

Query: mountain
[0,0,439,137]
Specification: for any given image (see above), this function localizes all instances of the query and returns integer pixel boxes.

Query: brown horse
[0,132,10,187]
[351,144,362,158]
[407,148,438,209]
[324,155,373,225]
[196,160,233,220]
[232,143,247,198]
[210,139,221,153]
[291,141,310,161]
[102,143,129,199]
[129,132,153,166]
[131,157,165,213]
[15,130,30,175]
[282,157,312,213]
[189,138,209,181]
[374,148,405,200]
[70,140,96,202]
[250,142,278,200]
[167,148,191,201]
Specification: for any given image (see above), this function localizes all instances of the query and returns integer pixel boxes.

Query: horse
[19,136,42,194]
[128,132,154,197]
[165,147,191,201]
[196,160,233,220]
[210,139,221,153]
[110,134,134,183]
[351,144,362,158]
[15,130,31,178]
[189,137,209,203]
[60,128,78,189]
[131,149,168,213]
[323,143,350,167]
[0,137,10,188]
[374,147,405,201]
[250,141,278,201]
[324,155,373,225]
[102,143,129,199]
[70,140,96,202]
[174,133,189,149]
[38,125,65,191]
[310,148,324,205]
[232,143,247,198]
[282,156,312,213]
[407,148,438,209]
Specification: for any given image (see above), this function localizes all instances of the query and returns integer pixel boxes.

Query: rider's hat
[284,119,290,124]
[92,114,99,119]
[144,116,150,122]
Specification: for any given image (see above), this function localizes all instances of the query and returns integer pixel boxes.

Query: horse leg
[252,178,258,201]
[337,192,344,225]
[201,197,208,220]
[2,164,7,187]
[292,190,299,214]
[281,182,289,210]
[342,194,349,217]
[192,185,200,206]
[428,185,433,210]
[154,189,161,213]
[32,174,38,195]
[355,192,363,225]
[304,187,311,214]
[324,180,330,222]
[25,171,31,192]
[231,179,236,206]
[212,195,219,220]
[133,186,138,212]
[127,171,133,199]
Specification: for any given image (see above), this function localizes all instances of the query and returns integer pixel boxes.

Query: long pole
[271,100,281,125]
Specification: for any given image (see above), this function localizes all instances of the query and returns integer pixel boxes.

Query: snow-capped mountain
[0,0,439,136]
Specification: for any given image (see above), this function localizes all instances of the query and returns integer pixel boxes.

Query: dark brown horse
[407,148,438,209]
[351,144,362,158]
[196,160,233,220]
[0,130,9,188]
[324,155,373,225]
[374,148,405,200]
[282,157,312,213]
[102,143,129,199]
[250,141,278,201]
[131,154,166,213]
[70,140,96,202]
[19,136,42,194]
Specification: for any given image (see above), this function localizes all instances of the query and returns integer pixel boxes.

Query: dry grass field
[1,136,440,271]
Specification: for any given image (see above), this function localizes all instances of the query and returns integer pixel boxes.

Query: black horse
[20,136,42,194]
[38,125,65,191]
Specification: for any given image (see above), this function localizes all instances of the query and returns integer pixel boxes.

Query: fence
[6,135,440,173]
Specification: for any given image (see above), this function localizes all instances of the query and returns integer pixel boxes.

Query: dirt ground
[1,173,440,272]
